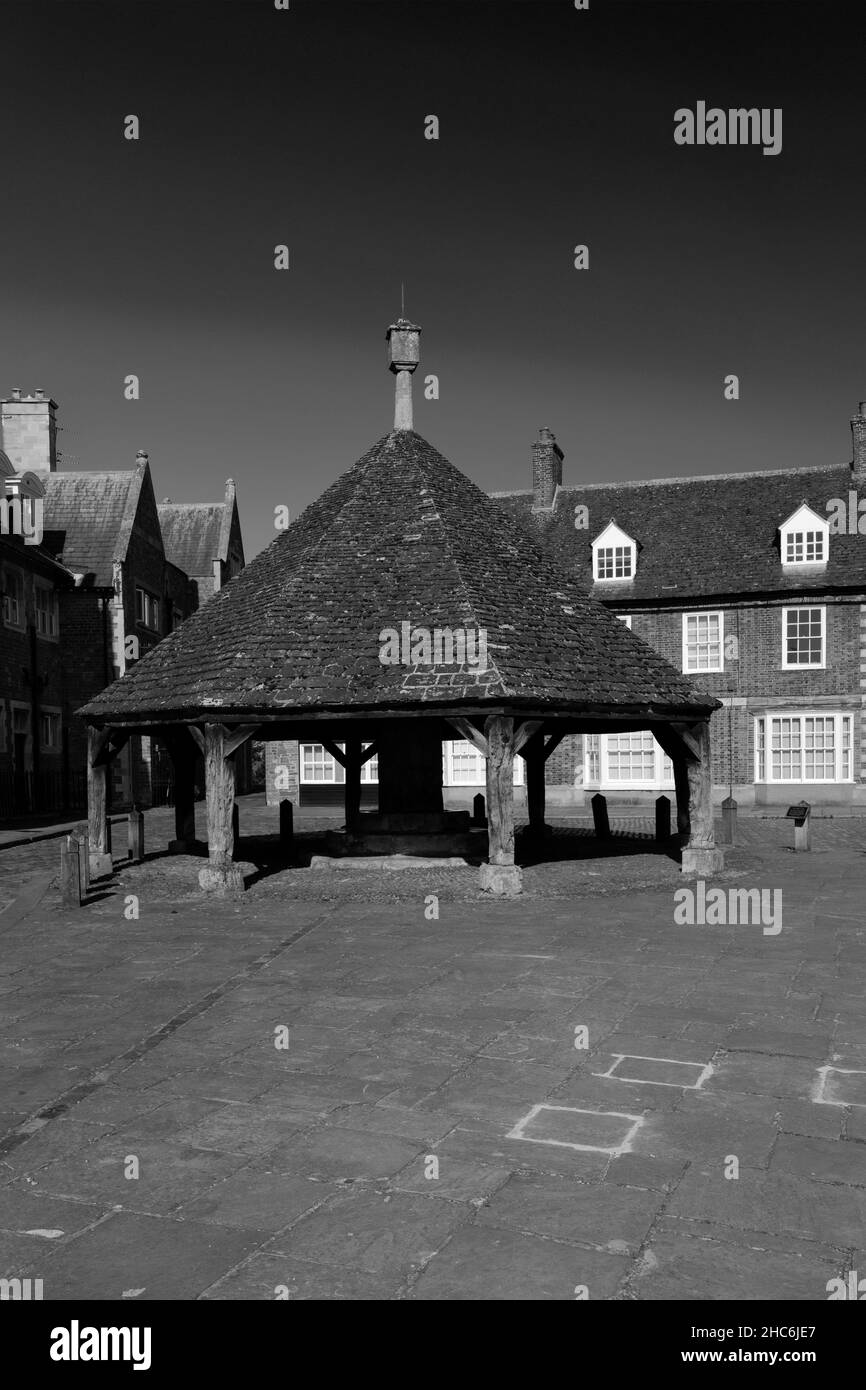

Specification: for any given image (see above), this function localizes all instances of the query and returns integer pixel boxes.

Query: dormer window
[592,521,637,582]
[780,503,828,569]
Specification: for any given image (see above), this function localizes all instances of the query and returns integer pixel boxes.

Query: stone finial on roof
[386,317,421,431]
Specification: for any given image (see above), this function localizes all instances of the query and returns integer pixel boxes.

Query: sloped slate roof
[41,470,137,585]
[493,464,865,602]
[80,430,716,723]
[157,502,224,577]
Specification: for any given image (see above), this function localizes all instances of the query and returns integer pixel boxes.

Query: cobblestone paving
[0,807,864,1299]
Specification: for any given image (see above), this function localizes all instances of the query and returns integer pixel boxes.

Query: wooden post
[591,792,610,839]
[672,758,690,837]
[128,808,144,863]
[279,798,294,855]
[720,795,737,845]
[685,723,714,849]
[524,733,546,837]
[479,715,522,896]
[472,792,486,826]
[344,736,362,830]
[232,802,240,845]
[199,723,243,893]
[74,822,90,896]
[169,733,197,852]
[205,724,235,863]
[655,794,671,842]
[87,727,112,878]
[60,834,82,908]
[484,715,515,865]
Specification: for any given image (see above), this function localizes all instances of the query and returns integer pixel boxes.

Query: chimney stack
[851,401,866,477]
[386,318,421,430]
[0,389,59,473]
[531,426,564,510]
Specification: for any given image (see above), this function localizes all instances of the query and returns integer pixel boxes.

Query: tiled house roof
[492,464,865,603]
[157,502,224,578]
[41,468,142,585]
[80,430,716,724]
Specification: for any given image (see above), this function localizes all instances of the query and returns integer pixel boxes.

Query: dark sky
[2,0,864,559]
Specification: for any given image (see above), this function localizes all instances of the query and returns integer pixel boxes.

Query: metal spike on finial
[401,282,405,317]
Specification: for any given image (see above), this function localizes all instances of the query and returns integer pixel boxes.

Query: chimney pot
[11,388,21,401]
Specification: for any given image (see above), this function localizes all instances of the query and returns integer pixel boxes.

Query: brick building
[0,389,245,817]
[268,400,866,812]
[1,449,77,817]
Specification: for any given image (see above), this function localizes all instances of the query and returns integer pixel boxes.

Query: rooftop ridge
[490,460,845,498]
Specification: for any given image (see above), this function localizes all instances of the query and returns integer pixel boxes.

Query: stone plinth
[198,861,249,896]
[479,863,523,897]
[681,846,725,876]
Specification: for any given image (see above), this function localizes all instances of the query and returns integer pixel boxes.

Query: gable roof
[157,502,224,577]
[493,464,865,602]
[80,429,716,724]
[41,467,142,585]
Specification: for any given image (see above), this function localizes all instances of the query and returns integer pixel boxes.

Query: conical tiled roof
[80,430,716,723]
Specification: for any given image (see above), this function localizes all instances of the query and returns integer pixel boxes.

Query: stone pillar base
[88,852,113,879]
[479,863,523,897]
[198,862,246,895]
[681,846,725,876]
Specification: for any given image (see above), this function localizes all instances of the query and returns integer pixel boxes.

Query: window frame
[754,711,852,784]
[38,706,62,753]
[681,610,725,674]
[779,504,829,570]
[592,522,637,584]
[34,580,59,641]
[781,605,826,670]
[2,565,25,630]
[135,585,161,634]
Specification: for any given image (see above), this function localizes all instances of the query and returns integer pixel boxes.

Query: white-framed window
[779,503,829,569]
[755,712,852,783]
[2,566,24,629]
[592,521,637,583]
[135,586,161,632]
[584,732,674,789]
[617,615,633,629]
[442,740,524,786]
[782,606,825,668]
[34,581,59,639]
[39,708,62,751]
[682,611,724,673]
[299,743,379,784]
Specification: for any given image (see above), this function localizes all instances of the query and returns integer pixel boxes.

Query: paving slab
[408,1225,629,1300]
[632,1227,842,1301]
[266,1189,469,1274]
[26,1211,264,1300]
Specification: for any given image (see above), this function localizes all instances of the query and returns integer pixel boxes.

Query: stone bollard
[591,792,610,839]
[720,795,737,846]
[74,822,90,896]
[128,808,144,863]
[472,793,487,827]
[61,833,83,908]
[655,795,671,842]
[787,801,811,851]
[279,799,294,855]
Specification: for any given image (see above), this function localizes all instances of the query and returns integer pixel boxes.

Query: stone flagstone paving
[0,816,864,1299]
